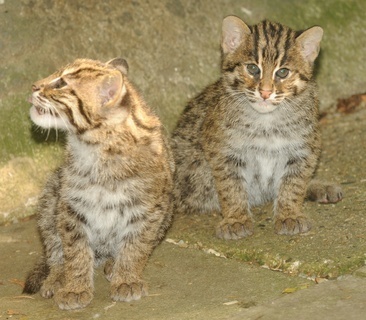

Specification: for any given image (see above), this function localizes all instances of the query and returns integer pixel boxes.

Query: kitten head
[221,16,323,114]
[30,58,130,133]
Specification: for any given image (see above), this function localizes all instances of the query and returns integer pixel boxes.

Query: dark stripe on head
[50,96,78,129]
[131,107,157,132]
[262,20,270,44]
[252,24,260,63]
[299,73,310,82]
[224,62,241,73]
[70,89,92,125]
[268,21,277,38]
[280,29,293,66]
[274,24,284,61]
[119,91,158,134]
[67,68,104,78]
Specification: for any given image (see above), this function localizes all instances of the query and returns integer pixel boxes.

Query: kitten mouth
[34,106,59,118]
[257,100,273,106]
[35,106,46,115]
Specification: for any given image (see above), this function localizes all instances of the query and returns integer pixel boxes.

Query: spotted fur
[172,16,342,240]
[23,58,174,309]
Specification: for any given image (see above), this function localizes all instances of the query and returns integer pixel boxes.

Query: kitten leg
[54,247,94,309]
[109,237,150,302]
[274,175,312,235]
[306,179,343,203]
[108,206,170,303]
[210,155,254,239]
[53,209,94,310]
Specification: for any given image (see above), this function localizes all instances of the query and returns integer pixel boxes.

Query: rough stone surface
[0,1,365,318]
[229,275,366,320]
[0,219,313,320]
[1,0,365,221]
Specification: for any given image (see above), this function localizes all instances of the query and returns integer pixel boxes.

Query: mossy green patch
[0,96,64,165]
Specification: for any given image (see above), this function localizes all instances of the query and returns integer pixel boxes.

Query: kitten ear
[100,71,124,107]
[222,15,251,54]
[107,57,129,75]
[296,26,323,64]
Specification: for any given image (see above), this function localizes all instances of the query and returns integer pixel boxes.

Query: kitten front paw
[54,288,93,310]
[274,216,311,235]
[110,281,148,302]
[216,218,254,240]
[307,181,343,203]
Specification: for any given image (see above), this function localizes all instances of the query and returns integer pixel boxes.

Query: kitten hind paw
[111,281,148,302]
[216,218,254,240]
[40,280,62,299]
[274,216,311,235]
[104,258,114,282]
[307,181,343,204]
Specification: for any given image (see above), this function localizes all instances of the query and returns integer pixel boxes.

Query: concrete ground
[1,1,366,319]
[1,218,366,320]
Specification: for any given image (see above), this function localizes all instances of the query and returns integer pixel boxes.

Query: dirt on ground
[0,0,365,298]
[0,218,316,320]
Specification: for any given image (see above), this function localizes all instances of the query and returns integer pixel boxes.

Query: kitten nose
[260,90,272,100]
[32,85,39,92]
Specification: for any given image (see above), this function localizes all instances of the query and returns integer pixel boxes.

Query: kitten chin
[250,101,278,114]
[30,105,64,129]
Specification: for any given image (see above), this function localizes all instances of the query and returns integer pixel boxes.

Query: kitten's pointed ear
[107,57,129,75]
[296,26,323,64]
[222,16,251,54]
[100,71,124,107]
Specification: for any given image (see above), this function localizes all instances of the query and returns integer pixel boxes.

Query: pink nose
[260,90,272,100]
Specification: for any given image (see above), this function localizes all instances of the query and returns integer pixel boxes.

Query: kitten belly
[241,152,288,206]
[87,211,127,264]
[68,181,145,263]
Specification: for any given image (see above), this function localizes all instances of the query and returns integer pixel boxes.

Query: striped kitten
[172,16,342,240]
[23,58,174,309]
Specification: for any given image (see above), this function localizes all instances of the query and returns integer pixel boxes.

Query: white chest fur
[227,109,310,206]
[65,136,146,261]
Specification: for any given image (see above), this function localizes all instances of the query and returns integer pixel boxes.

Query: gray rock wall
[0,0,365,222]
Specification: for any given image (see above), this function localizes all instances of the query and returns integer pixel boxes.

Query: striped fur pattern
[23,58,174,309]
[171,16,342,240]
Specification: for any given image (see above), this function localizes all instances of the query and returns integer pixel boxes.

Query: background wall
[0,0,365,223]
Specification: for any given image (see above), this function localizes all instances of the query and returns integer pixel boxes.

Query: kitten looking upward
[23,58,174,309]
[171,16,342,240]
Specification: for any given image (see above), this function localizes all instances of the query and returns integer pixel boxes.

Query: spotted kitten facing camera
[172,16,343,240]
[23,58,174,309]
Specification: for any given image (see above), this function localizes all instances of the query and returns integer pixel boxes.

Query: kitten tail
[23,256,49,294]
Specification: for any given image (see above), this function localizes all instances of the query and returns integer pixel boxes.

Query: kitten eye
[275,68,290,79]
[246,64,260,76]
[49,77,67,89]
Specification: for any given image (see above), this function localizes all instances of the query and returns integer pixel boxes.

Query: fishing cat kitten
[172,16,342,240]
[23,58,174,309]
